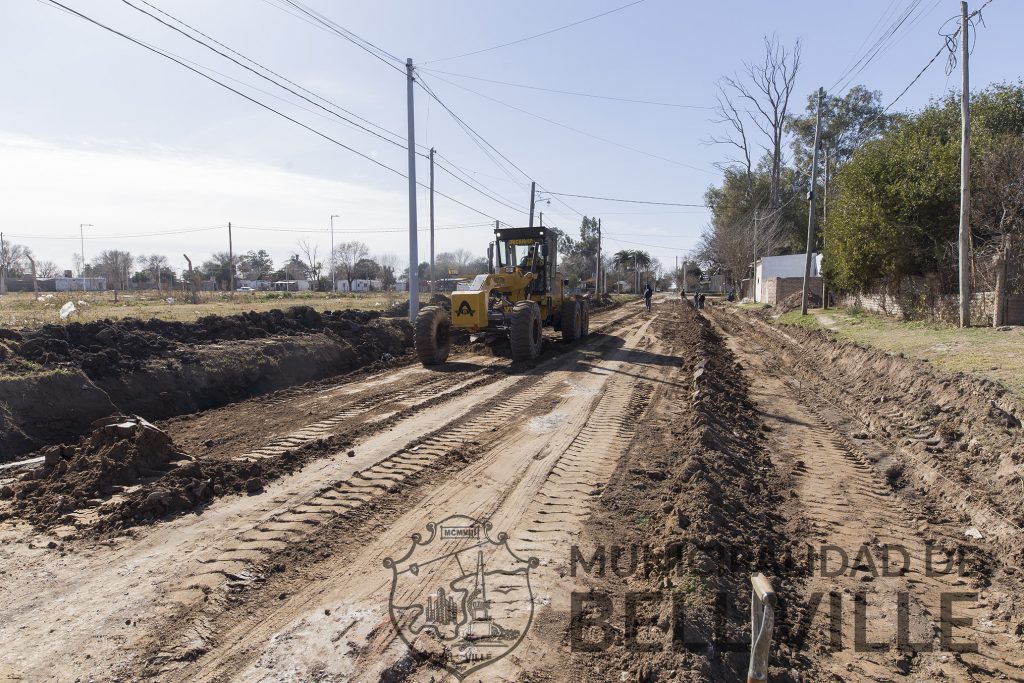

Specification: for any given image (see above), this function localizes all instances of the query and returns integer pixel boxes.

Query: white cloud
[0,134,494,272]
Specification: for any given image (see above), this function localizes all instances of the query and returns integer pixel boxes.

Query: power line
[39,0,515,227]
[425,0,648,65]
[422,72,716,175]
[6,225,226,240]
[120,0,409,152]
[415,75,534,184]
[829,0,932,95]
[544,192,706,207]
[126,0,413,149]
[418,68,719,110]
[263,0,405,74]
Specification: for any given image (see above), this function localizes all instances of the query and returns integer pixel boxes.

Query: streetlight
[330,214,339,292]
[79,223,93,278]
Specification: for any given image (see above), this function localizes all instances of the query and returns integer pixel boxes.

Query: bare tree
[333,240,369,291]
[0,241,28,293]
[296,239,323,287]
[975,134,1024,325]
[36,260,60,278]
[377,252,398,291]
[710,35,802,260]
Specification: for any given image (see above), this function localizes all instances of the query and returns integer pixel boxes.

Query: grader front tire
[510,301,542,361]
[415,305,451,366]
[560,300,581,342]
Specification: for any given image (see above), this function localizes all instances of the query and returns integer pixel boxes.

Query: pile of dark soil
[574,302,807,681]
[0,416,188,527]
[0,415,361,532]
[0,307,413,462]
[383,294,453,318]
[775,291,822,314]
[12,306,391,378]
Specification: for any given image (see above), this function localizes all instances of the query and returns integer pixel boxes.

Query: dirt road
[2,298,1022,682]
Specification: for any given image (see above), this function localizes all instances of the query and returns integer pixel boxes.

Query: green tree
[824,82,1024,293]
[237,249,273,280]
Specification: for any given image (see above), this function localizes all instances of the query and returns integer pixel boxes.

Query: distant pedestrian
[693,292,699,308]
[698,293,706,310]
[643,283,653,312]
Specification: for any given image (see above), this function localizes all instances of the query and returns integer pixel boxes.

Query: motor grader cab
[415,225,591,366]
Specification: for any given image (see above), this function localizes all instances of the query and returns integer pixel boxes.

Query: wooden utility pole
[528,181,537,228]
[429,147,436,294]
[405,58,420,322]
[228,221,234,293]
[801,87,824,316]
[958,0,972,327]
[596,218,602,294]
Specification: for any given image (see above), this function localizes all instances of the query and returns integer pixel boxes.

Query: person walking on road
[643,283,653,312]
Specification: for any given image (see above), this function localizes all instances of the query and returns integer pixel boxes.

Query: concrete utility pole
[79,223,93,280]
[330,214,339,292]
[406,58,419,322]
[801,87,824,316]
[429,147,436,294]
[596,218,602,294]
[958,0,972,327]
[228,221,234,293]
[822,148,829,309]
[528,181,537,228]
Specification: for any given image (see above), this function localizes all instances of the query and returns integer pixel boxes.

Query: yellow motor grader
[415,226,590,366]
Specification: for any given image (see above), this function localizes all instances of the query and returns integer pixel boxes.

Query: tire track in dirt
[146,305,677,682]
[0,304,644,682]
[715,314,1024,682]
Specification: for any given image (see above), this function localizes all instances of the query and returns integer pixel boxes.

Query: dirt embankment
[0,307,412,461]
[721,309,1024,550]
[573,302,806,681]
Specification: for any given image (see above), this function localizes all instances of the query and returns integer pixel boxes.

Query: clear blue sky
[2,0,1021,275]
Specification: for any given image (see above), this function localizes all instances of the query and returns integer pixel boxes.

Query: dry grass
[776,307,1024,399]
[0,290,428,328]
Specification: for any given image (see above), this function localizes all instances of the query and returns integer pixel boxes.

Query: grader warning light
[415,225,591,366]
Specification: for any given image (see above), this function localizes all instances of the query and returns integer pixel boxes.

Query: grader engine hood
[449,271,533,331]
[451,290,488,328]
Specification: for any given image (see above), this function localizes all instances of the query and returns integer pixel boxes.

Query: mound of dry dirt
[0,307,413,462]
[574,302,807,680]
[12,306,388,378]
[775,291,822,314]
[1,416,188,527]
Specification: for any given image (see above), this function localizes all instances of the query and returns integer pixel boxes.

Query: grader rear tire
[560,300,581,342]
[415,305,451,366]
[580,300,591,337]
[510,301,542,361]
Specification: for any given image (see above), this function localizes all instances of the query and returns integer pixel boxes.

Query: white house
[272,279,311,292]
[753,254,821,303]
[337,279,382,292]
